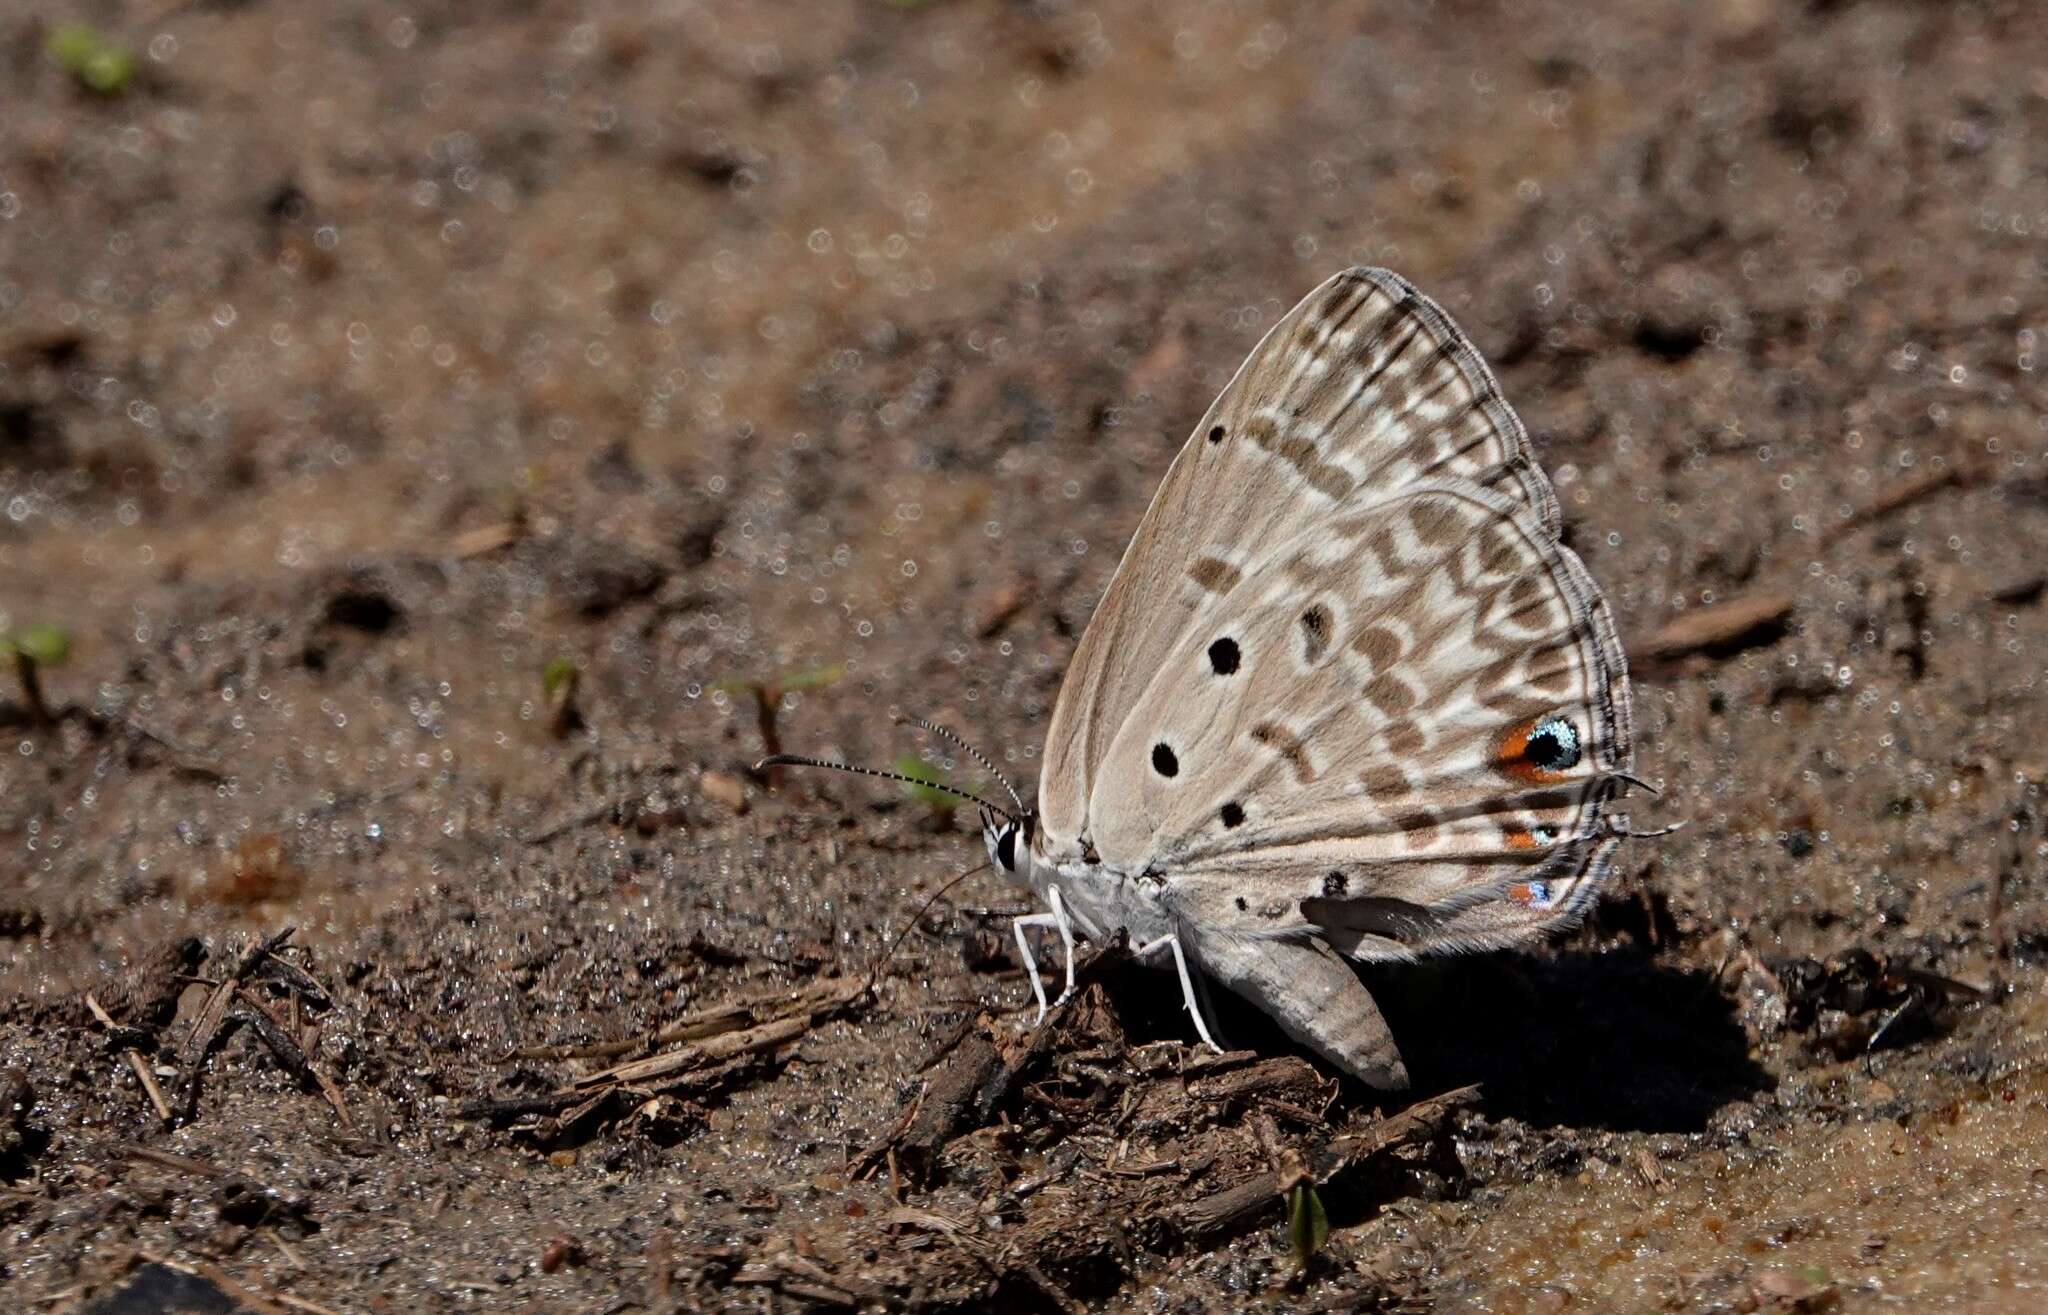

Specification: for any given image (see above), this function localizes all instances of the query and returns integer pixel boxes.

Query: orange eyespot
[1507,881,1536,905]
[1502,826,1540,851]
[1493,713,1582,785]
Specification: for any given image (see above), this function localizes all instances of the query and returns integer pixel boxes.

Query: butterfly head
[982,807,1037,877]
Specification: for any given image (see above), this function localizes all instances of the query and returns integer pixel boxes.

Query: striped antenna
[896,715,1024,813]
[756,754,1019,825]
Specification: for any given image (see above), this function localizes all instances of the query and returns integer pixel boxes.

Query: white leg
[1134,934,1225,1055]
[1046,887,1079,1007]
[1013,913,1057,1023]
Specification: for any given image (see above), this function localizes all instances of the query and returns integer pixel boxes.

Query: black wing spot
[1208,424,1227,443]
[1207,637,1240,675]
[1234,896,1248,912]
[1219,801,1245,829]
[1151,742,1179,778]
[1322,870,1347,896]
[1300,604,1333,665]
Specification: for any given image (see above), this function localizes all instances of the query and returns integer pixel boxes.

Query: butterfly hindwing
[1039,268,1566,854]
[1087,480,1630,957]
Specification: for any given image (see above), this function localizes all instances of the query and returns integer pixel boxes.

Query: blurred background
[3,1,2046,1307]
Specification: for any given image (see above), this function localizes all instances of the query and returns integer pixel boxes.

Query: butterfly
[773,267,1642,1089]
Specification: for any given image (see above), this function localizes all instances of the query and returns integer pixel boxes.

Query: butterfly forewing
[1039,268,1568,852]
[1036,268,1634,959]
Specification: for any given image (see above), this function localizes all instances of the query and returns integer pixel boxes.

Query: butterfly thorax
[984,813,1179,948]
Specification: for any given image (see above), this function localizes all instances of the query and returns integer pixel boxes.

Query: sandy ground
[4,1,2047,1310]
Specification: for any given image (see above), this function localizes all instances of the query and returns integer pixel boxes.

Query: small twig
[1170,1083,1478,1241]
[502,977,862,1063]
[86,991,173,1124]
[256,953,333,1011]
[181,928,298,1120]
[122,1145,229,1178]
[125,1050,174,1124]
[1819,463,1966,548]
[82,992,118,1029]
[237,987,355,1132]
[574,1014,814,1089]
[1636,588,1795,668]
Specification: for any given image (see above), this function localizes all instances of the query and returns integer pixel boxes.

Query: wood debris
[461,977,864,1139]
[823,942,1473,1304]
[1636,588,1795,671]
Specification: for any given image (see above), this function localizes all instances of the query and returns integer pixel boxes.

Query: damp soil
[4,2,2048,1311]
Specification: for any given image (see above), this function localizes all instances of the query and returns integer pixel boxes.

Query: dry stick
[120,1145,310,1232]
[575,1014,814,1088]
[84,992,174,1125]
[1818,462,1962,548]
[479,859,988,1133]
[1637,461,1980,672]
[1169,1082,1479,1242]
[1635,588,1796,668]
[180,928,298,1120]
[502,976,864,1063]
[122,1145,230,1179]
[463,1014,831,1124]
[125,1051,174,1124]
[236,986,356,1132]
[858,1028,999,1183]
[502,855,984,1070]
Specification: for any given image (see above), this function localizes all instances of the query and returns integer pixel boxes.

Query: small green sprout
[772,664,846,695]
[2,623,72,726]
[890,752,958,812]
[1286,1182,1329,1269]
[711,663,846,784]
[541,657,582,737]
[48,24,137,97]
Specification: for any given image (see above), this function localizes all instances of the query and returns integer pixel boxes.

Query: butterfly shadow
[1349,948,1773,1134]
[1092,941,1766,1135]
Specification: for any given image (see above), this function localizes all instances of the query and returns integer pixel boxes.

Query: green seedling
[889,752,959,814]
[1286,1182,1329,1269]
[542,657,582,738]
[710,664,844,785]
[1,623,71,726]
[48,24,137,97]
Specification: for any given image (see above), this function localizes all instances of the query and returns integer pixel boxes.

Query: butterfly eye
[995,826,1018,871]
[1207,637,1241,675]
